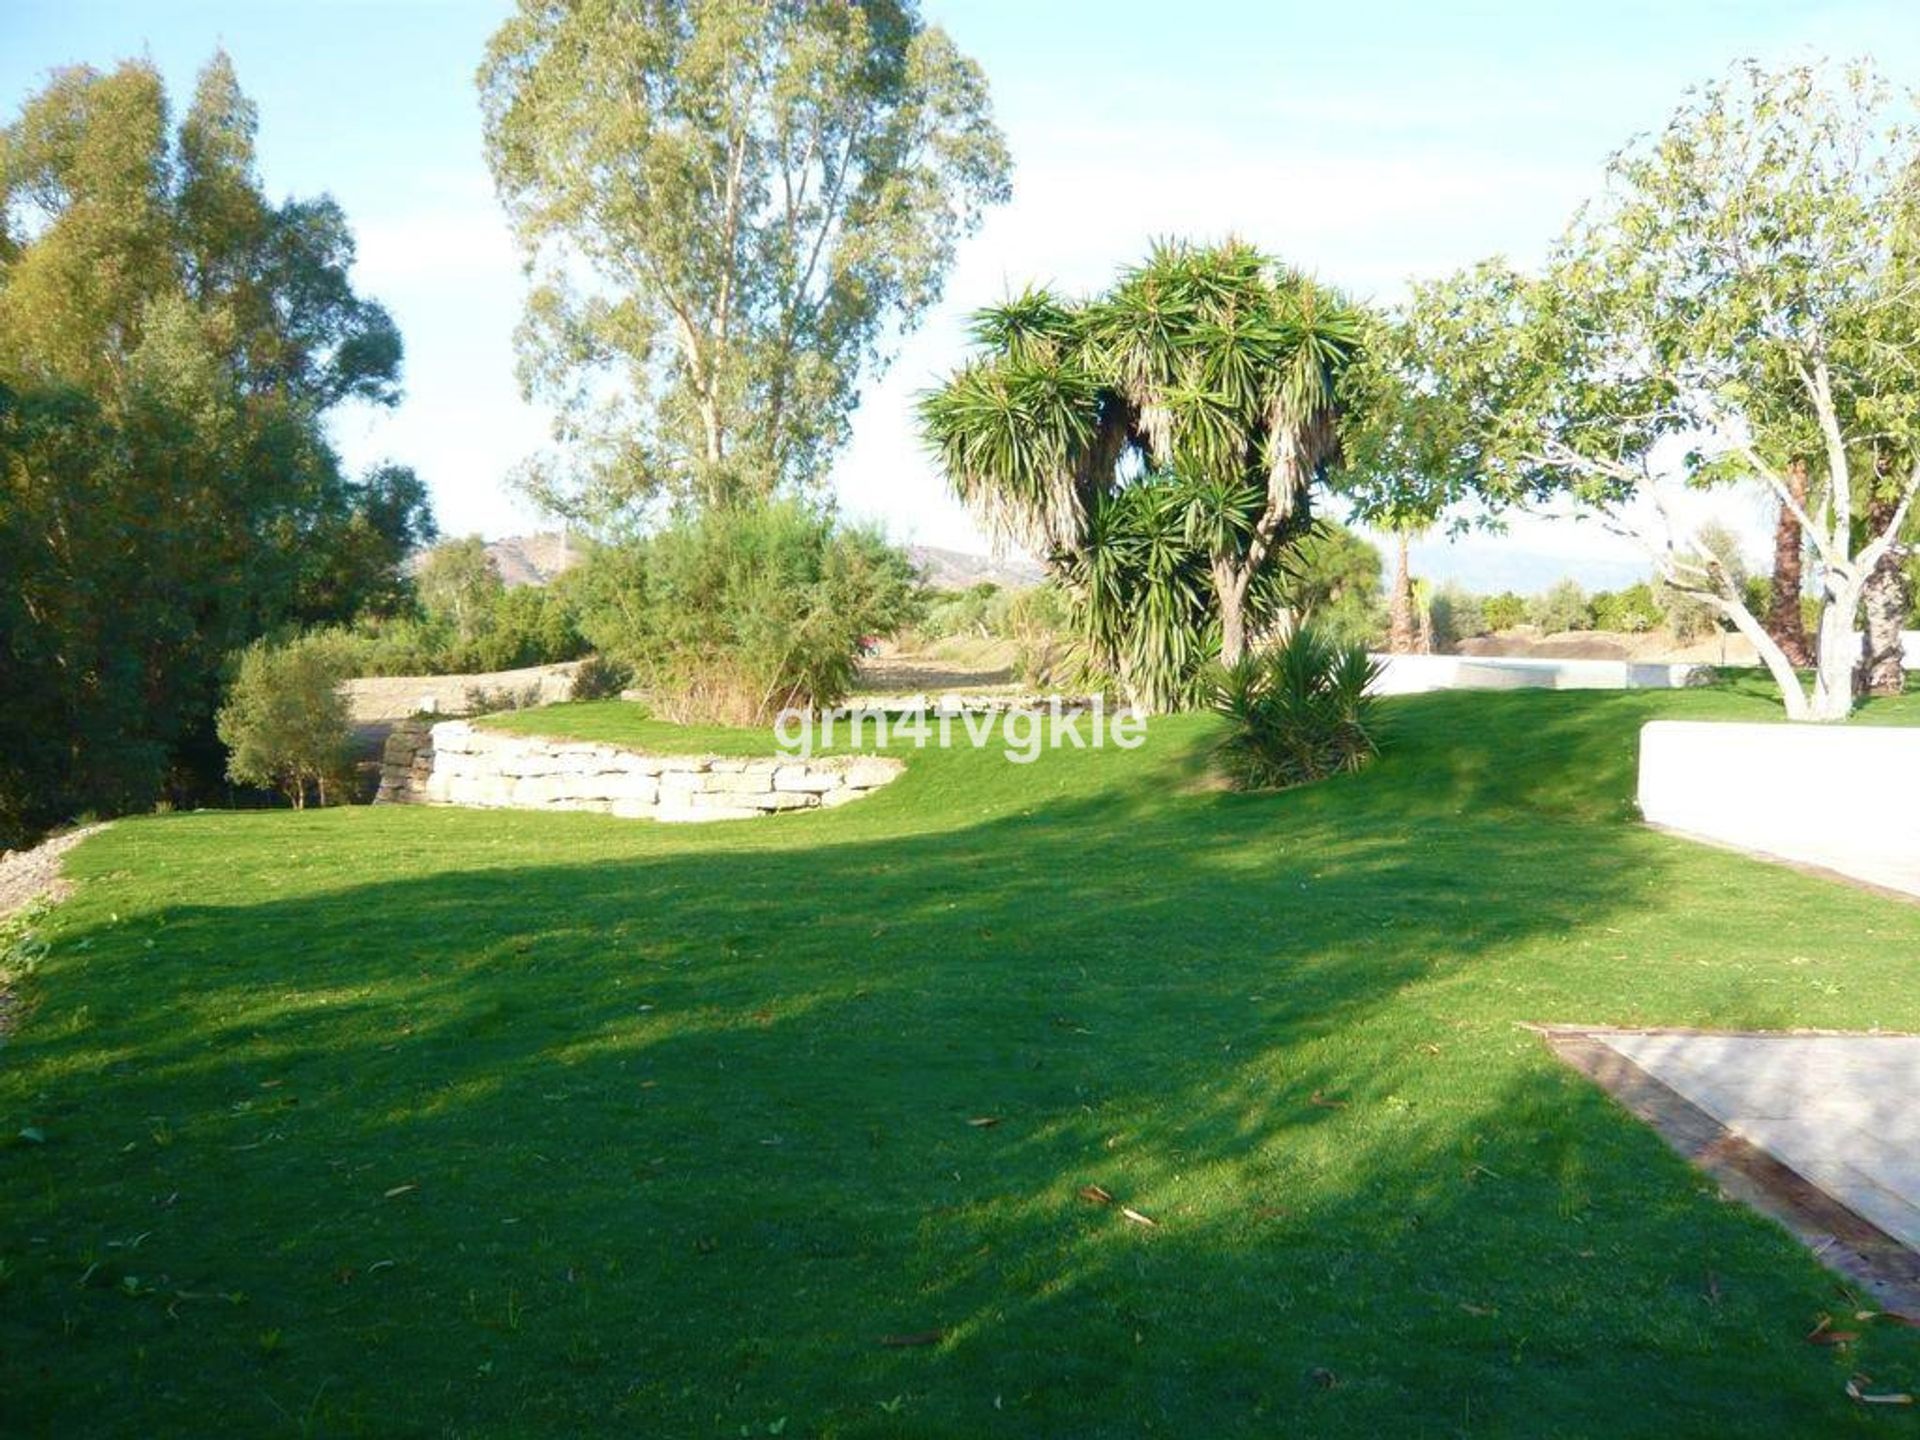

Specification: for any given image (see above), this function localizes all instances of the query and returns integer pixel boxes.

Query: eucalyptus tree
[480,0,1010,520]
[919,241,1365,709]
[1388,62,1920,721]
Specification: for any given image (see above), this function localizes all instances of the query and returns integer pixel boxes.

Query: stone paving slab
[1599,1033,1920,1253]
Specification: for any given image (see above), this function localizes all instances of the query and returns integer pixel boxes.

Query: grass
[4,682,1920,1437]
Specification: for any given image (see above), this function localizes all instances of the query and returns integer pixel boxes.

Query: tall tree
[920,242,1364,709]
[0,55,418,843]
[1382,63,1920,721]
[479,0,1010,519]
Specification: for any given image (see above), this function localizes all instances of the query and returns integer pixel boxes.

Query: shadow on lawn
[5,696,1906,1437]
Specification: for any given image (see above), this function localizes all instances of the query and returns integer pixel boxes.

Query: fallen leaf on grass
[1846,1375,1915,1405]
[1120,1207,1157,1228]
[382,1184,416,1200]
[1077,1184,1114,1206]
[1459,1303,1497,1317]
[1806,1318,1859,1346]
[966,1117,1001,1129]
[879,1330,944,1348]
[1309,1091,1348,1110]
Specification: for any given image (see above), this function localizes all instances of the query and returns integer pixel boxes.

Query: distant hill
[906,544,1045,591]
[485,532,582,588]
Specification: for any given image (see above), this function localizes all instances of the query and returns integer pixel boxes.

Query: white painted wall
[1637,721,1920,897]
[1370,654,1710,697]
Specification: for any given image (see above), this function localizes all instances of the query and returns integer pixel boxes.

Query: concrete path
[1600,1033,1920,1253]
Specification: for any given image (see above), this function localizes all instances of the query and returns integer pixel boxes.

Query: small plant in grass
[215,639,354,809]
[1209,628,1382,791]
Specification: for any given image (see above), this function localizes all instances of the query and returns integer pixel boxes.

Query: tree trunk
[1217,563,1249,667]
[1810,571,1866,721]
[1766,458,1814,667]
[1857,487,1910,697]
[1388,533,1415,655]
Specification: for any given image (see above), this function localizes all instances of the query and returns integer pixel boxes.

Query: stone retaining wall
[375,720,901,822]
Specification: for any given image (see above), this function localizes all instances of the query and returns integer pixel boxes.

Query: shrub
[216,638,354,808]
[1590,582,1663,633]
[1482,591,1528,631]
[575,500,921,724]
[1529,580,1592,633]
[1210,628,1383,791]
[462,682,546,716]
[569,654,633,702]
[1428,583,1486,649]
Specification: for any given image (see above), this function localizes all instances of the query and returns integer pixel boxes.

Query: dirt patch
[341,662,582,725]
[854,650,1018,694]
[1454,628,1761,666]
[0,823,107,922]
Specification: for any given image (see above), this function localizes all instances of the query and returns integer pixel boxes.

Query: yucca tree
[919,240,1365,708]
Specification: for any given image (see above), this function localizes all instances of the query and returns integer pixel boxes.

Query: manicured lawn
[4,684,1920,1437]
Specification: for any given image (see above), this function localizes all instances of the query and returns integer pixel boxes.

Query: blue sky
[6,0,1919,587]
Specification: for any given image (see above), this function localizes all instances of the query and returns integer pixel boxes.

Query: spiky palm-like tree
[919,240,1364,709]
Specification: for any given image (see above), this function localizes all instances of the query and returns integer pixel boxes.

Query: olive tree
[1390,62,1920,720]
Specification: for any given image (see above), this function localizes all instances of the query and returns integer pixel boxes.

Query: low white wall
[1371,654,1710,697]
[375,721,902,822]
[1638,721,1920,895]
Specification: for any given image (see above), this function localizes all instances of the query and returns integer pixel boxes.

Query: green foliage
[0,56,421,844]
[1209,628,1382,790]
[306,545,589,678]
[921,241,1367,707]
[1287,521,1386,649]
[1482,591,1529,632]
[1393,61,1920,720]
[1529,580,1593,634]
[214,638,353,809]
[415,538,504,646]
[574,500,919,723]
[1426,583,1486,649]
[479,0,1009,517]
[1589,582,1663,634]
[919,582,1009,641]
[1655,523,1748,642]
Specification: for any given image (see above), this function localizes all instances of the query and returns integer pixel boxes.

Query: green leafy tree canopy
[480,0,1011,518]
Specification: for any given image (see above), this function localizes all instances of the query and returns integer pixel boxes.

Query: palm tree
[919,241,1364,709]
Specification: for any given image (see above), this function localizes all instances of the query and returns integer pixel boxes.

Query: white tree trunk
[1809,571,1867,721]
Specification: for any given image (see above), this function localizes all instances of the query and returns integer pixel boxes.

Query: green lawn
[5,684,1920,1437]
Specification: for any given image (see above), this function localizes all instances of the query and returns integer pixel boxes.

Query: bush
[569,654,633,702]
[1590,582,1663,633]
[1210,628,1383,791]
[1482,591,1528,631]
[216,638,354,808]
[574,500,921,724]
[1529,580,1592,633]
[1428,583,1486,649]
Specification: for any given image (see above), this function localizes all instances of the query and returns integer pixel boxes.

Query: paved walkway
[1600,1033,1920,1252]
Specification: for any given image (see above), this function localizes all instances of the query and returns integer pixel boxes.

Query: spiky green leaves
[918,240,1368,708]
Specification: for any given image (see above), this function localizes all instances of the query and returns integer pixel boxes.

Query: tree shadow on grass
[4,698,1917,1436]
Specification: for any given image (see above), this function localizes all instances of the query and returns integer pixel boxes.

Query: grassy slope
[4,684,1920,1438]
